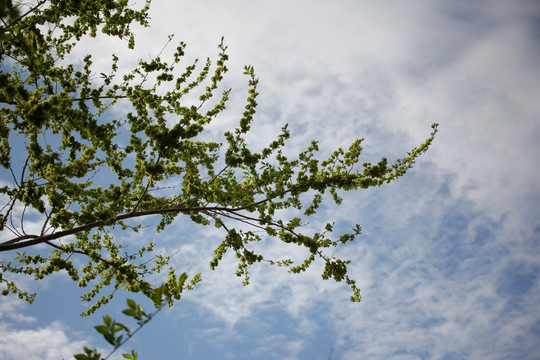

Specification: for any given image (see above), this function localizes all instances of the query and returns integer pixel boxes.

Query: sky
[1,0,540,359]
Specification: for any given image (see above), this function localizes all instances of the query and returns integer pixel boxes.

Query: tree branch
[0,201,274,251]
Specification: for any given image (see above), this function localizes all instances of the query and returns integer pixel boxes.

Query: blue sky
[1,0,540,359]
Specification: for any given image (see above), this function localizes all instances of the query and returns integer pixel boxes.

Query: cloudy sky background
[1,0,540,359]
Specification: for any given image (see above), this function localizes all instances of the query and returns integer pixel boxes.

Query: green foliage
[0,0,437,318]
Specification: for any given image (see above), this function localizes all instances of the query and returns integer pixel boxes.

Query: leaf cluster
[0,0,438,314]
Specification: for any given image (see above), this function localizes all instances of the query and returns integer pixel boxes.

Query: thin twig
[9,0,47,26]
[72,95,127,102]
[103,301,165,360]
[44,241,116,269]
[40,209,53,237]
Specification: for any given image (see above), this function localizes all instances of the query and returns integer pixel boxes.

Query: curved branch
[0,201,273,251]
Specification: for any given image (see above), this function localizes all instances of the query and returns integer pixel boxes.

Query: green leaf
[94,325,109,335]
[126,298,137,310]
[104,333,116,345]
[151,285,164,306]
[122,308,137,317]
[113,323,127,333]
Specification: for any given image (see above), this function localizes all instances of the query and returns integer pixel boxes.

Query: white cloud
[0,296,36,324]
[384,2,540,219]
[0,321,88,360]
